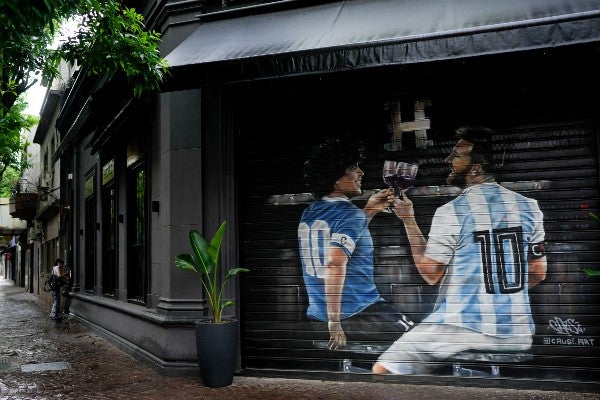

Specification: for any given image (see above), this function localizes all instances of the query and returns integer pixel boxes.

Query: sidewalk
[1,277,598,400]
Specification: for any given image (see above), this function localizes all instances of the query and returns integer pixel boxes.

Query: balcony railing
[9,179,38,221]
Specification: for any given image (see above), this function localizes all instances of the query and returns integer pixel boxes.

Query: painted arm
[324,246,348,349]
[528,256,547,288]
[363,188,395,222]
[394,194,446,285]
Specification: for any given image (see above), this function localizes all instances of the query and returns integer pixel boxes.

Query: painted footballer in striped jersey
[374,126,547,375]
[424,182,544,337]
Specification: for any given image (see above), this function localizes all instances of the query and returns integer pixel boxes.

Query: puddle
[21,361,70,373]
[0,357,10,370]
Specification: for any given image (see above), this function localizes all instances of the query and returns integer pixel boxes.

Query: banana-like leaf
[582,267,600,277]
[189,229,215,275]
[175,253,197,273]
[225,268,250,281]
[222,300,234,309]
[208,221,227,265]
[176,221,249,323]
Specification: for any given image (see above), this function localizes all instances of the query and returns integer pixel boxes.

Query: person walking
[49,258,69,321]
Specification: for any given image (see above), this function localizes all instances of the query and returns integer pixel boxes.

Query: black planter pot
[194,319,239,388]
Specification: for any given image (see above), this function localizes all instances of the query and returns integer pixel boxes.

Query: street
[1,277,598,400]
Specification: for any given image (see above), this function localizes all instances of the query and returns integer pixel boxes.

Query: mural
[297,127,547,375]
[238,71,599,380]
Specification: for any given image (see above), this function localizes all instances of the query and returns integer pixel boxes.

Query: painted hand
[365,188,395,214]
[327,321,347,350]
[393,193,415,220]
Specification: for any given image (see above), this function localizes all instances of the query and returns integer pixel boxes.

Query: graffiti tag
[543,317,595,347]
[548,317,584,335]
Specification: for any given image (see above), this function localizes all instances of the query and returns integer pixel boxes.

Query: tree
[0,97,36,187]
[0,0,168,125]
[0,0,168,190]
[58,2,169,97]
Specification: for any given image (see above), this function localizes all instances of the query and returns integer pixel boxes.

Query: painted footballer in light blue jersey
[424,182,544,338]
[298,196,383,321]
[301,137,413,349]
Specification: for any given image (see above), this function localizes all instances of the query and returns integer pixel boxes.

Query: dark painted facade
[55,0,599,384]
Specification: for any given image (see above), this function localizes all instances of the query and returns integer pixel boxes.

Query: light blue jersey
[298,196,383,321]
[424,183,545,338]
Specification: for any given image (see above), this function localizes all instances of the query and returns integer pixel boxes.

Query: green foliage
[0,0,168,185]
[0,167,20,197]
[0,0,81,113]
[0,97,35,183]
[1,0,82,32]
[56,2,169,97]
[175,221,249,323]
[582,212,600,277]
[582,268,600,277]
[1,0,169,115]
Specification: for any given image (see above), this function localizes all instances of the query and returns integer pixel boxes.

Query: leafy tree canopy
[0,166,21,197]
[0,0,169,115]
[0,0,168,193]
[0,97,35,186]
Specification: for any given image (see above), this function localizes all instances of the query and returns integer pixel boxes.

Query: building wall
[58,0,600,384]
[68,87,214,375]
[66,46,600,382]
[235,51,599,379]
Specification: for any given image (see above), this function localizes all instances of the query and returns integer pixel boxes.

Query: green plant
[582,212,600,277]
[175,221,248,323]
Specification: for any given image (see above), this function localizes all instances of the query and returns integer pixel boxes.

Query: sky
[24,18,80,117]
[25,82,47,117]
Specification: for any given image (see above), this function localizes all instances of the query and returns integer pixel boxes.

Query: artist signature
[548,317,584,335]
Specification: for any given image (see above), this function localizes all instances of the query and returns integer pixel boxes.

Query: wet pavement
[1,277,598,400]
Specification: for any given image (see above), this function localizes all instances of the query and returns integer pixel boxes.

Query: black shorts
[310,301,414,342]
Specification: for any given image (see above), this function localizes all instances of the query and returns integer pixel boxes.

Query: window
[126,138,148,304]
[84,173,96,293]
[43,150,49,176]
[44,238,57,273]
[101,159,117,297]
[127,162,148,303]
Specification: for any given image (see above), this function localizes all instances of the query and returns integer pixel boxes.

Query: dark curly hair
[303,137,366,198]
[455,126,502,174]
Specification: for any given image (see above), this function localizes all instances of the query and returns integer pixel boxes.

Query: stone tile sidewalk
[1,277,598,400]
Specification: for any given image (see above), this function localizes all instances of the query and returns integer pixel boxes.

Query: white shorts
[376,323,532,375]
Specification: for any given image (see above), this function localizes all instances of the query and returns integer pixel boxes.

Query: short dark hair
[303,137,365,197]
[455,126,501,174]
[54,258,64,266]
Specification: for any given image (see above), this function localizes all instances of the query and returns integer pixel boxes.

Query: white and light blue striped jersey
[424,183,545,338]
[298,196,383,321]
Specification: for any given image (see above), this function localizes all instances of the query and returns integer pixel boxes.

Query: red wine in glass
[382,161,418,213]
[383,160,397,188]
[394,162,418,195]
[382,160,397,213]
[391,174,416,193]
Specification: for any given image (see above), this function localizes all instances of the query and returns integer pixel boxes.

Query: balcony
[1,198,28,235]
[9,179,38,221]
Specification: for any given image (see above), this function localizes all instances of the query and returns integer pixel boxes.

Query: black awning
[164,0,600,88]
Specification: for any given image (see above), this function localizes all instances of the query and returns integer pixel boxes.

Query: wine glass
[382,160,397,213]
[393,162,418,196]
[382,160,418,213]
